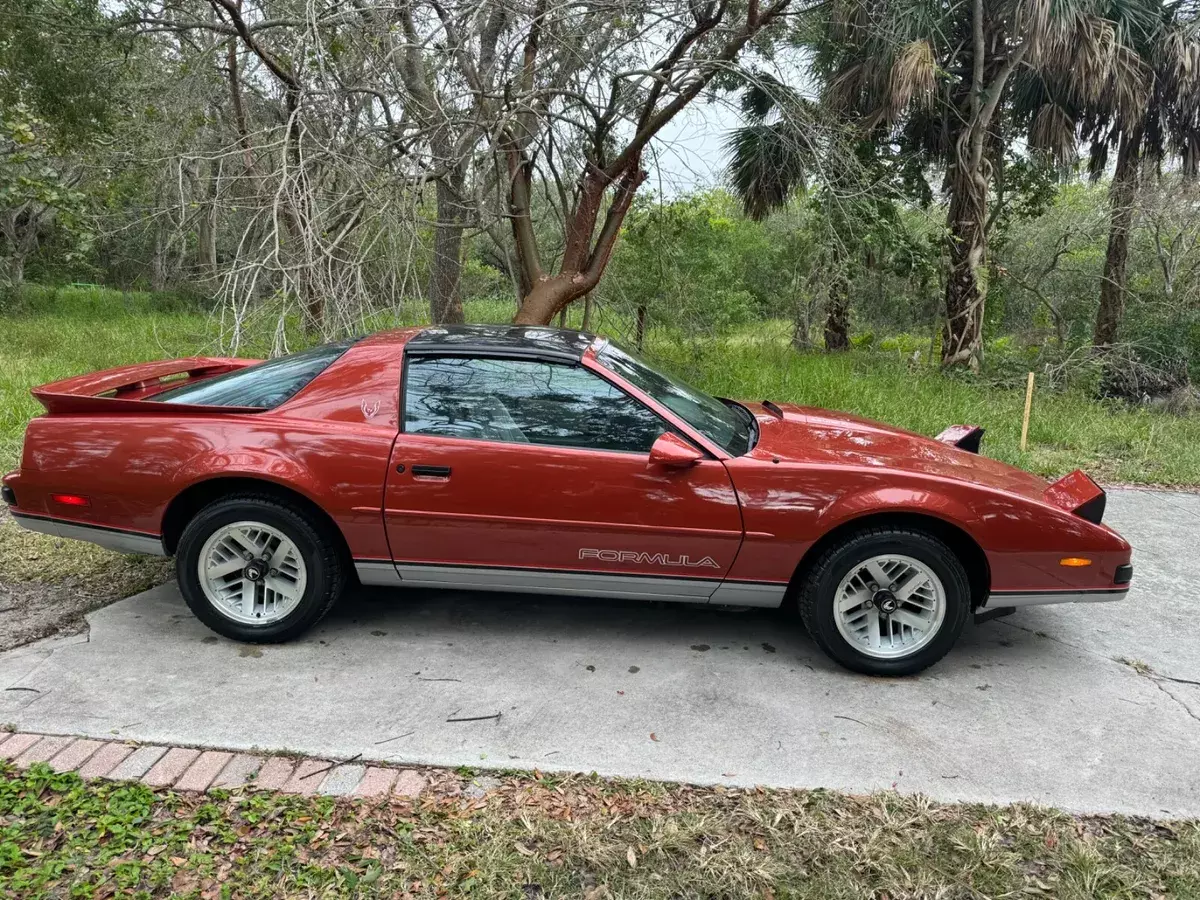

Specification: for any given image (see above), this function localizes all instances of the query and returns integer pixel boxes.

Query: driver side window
[403,356,668,453]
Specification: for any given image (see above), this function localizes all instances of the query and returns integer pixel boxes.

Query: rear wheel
[176,494,345,642]
[798,527,970,676]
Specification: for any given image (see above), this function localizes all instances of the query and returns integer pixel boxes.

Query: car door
[382,354,744,601]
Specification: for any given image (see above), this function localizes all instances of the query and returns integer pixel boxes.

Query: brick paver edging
[0,731,427,799]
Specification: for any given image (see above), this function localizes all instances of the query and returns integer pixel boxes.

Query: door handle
[411,465,451,478]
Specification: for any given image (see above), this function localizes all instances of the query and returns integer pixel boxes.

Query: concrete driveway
[1,488,1197,817]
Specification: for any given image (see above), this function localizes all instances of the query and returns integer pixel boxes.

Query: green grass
[2,762,1197,899]
[1,284,1198,485]
[658,342,1200,485]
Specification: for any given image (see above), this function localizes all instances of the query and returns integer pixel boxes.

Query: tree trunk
[298,268,323,334]
[150,225,169,292]
[198,209,218,277]
[429,177,466,325]
[1094,129,1141,349]
[509,160,646,326]
[941,163,989,371]
[791,301,812,351]
[198,161,219,279]
[582,293,594,331]
[2,252,25,289]
[636,303,648,350]
[512,274,588,326]
[1,212,27,289]
[823,270,850,351]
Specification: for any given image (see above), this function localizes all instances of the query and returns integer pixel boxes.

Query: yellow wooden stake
[1020,372,1035,452]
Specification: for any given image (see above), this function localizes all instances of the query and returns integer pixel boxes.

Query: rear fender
[170,451,324,506]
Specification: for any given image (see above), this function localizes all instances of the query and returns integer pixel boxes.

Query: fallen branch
[446,711,502,723]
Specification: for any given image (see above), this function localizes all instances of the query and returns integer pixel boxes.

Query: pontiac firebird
[3,325,1133,676]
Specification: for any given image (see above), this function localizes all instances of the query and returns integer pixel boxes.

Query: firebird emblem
[579,548,721,569]
[360,399,380,419]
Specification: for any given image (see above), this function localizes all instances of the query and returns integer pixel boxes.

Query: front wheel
[798,528,971,676]
[176,494,346,642]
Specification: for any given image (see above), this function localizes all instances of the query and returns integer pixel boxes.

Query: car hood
[743,402,1050,500]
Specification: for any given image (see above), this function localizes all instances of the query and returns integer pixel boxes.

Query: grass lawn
[2,762,1198,899]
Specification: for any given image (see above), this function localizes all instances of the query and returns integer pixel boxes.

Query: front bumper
[985,587,1129,608]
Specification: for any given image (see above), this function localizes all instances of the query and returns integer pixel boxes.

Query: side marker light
[50,493,90,507]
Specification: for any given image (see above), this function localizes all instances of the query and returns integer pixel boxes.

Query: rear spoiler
[935,425,985,453]
[1044,470,1106,524]
[32,357,261,415]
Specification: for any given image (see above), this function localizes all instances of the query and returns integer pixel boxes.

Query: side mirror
[648,432,703,468]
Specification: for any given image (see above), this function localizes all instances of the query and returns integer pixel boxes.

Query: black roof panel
[406,324,596,362]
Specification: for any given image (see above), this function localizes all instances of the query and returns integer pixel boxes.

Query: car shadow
[306,583,1054,678]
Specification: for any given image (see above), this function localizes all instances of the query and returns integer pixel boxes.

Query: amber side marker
[1059,557,1092,567]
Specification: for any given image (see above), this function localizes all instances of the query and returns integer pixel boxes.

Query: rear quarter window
[153,341,355,409]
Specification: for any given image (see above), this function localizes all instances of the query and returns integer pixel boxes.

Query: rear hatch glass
[153,340,356,409]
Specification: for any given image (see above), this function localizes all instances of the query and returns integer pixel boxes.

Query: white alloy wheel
[197,520,308,624]
[833,554,946,659]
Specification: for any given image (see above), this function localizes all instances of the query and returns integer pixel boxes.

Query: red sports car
[3,325,1132,675]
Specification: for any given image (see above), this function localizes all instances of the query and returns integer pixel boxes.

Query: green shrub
[850,331,876,348]
[878,332,926,354]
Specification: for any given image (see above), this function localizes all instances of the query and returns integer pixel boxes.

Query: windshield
[154,340,355,409]
[596,342,755,456]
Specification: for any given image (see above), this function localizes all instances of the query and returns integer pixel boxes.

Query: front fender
[814,485,982,538]
[818,481,1129,592]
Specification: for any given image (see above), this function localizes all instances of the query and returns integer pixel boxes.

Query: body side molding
[353,559,790,606]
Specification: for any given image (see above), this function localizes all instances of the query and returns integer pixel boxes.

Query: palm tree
[1016,0,1199,349]
[725,76,857,350]
[1087,3,1198,349]
[727,75,935,352]
[810,0,1155,369]
[725,76,815,222]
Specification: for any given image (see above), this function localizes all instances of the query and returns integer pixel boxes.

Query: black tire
[176,493,346,643]
[798,527,971,676]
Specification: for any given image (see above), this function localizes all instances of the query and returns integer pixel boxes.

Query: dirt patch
[0,507,172,651]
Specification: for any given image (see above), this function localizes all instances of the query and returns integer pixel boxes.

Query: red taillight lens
[50,493,90,507]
